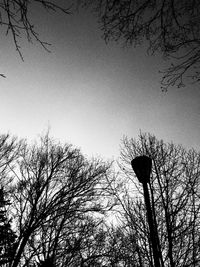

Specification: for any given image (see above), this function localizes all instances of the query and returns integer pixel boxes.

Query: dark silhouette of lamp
[38,257,55,267]
[131,155,152,184]
[131,155,162,267]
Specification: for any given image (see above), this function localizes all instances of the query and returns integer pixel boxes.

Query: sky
[0,3,200,160]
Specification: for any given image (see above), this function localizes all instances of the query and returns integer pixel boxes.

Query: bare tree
[0,0,72,77]
[1,1,71,57]
[0,187,17,267]
[0,134,20,180]
[79,0,200,90]
[117,132,200,266]
[8,134,112,267]
[0,134,22,267]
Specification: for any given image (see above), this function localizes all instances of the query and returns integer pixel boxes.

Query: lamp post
[131,156,162,267]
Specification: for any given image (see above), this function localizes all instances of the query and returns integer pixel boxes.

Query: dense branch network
[80,0,200,90]
[0,132,200,266]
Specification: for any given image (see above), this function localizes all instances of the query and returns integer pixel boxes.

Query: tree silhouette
[0,0,71,78]
[79,0,200,90]
[0,187,17,266]
[2,130,200,266]
[8,134,113,267]
[117,132,200,266]
[1,1,71,57]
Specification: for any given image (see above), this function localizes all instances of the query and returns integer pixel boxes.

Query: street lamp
[131,155,162,267]
[131,155,152,184]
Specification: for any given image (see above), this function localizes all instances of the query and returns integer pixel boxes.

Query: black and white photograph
[0,1,200,266]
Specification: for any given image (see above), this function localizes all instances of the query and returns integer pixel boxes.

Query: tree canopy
[0,132,200,266]
[80,0,200,90]
[117,132,200,266]
[0,187,17,266]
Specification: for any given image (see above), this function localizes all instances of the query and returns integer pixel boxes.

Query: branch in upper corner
[0,0,72,59]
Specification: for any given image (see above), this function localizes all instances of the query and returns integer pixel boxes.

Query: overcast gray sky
[0,4,200,159]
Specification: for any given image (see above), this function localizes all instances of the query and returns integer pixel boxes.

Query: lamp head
[131,155,152,184]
